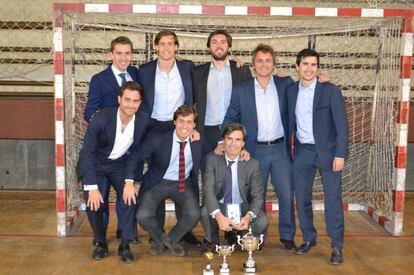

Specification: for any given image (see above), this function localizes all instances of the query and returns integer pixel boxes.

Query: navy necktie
[119,73,127,85]
[223,160,235,205]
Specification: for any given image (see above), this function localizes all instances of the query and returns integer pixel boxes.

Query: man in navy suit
[219,44,296,251]
[138,29,194,134]
[77,81,150,262]
[83,36,140,242]
[124,105,201,257]
[193,30,252,154]
[287,48,348,264]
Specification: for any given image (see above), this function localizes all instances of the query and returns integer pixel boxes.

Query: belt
[256,137,284,145]
[205,125,222,130]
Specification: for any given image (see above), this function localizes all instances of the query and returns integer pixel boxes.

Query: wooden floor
[1,191,414,274]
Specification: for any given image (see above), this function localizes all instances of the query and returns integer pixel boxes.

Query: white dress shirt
[295,78,317,144]
[111,65,133,87]
[163,130,193,181]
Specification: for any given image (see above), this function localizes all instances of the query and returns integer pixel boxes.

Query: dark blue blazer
[137,59,194,115]
[84,65,139,122]
[222,75,294,156]
[125,130,202,196]
[286,81,349,169]
[77,107,150,187]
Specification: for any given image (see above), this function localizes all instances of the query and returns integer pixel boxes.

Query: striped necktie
[178,141,187,193]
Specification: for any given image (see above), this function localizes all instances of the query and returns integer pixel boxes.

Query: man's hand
[318,73,330,83]
[239,149,250,161]
[214,143,224,156]
[215,212,235,232]
[233,57,244,68]
[87,189,104,211]
[234,214,251,231]
[123,181,138,206]
[190,129,200,142]
[332,157,345,172]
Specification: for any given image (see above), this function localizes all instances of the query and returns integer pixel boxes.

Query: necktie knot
[227,160,235,168]
[119,73,127,85]
[179,141,187,149]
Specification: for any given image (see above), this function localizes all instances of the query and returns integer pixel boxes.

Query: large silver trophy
[215,244,235,274]
[203,252,214,275]
[237,226,264,273]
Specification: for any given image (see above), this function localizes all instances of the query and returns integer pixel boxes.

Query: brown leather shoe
[162,235,186,257]
[150,241,165,255]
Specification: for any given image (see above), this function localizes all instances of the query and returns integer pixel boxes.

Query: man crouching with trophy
[200,123,269,257]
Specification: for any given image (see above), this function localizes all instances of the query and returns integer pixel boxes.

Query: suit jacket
[137,59,194,116]
[125,130,202,196]
[77,107,150,187]
[202,152,263,217]
[287,81,349,169]
[193,60,252,131]
[84,65,139,122]
[222,75,294,156]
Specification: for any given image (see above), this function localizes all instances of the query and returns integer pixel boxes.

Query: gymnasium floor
[1,191,414,274]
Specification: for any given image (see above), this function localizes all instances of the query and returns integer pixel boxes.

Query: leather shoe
[118,244,134,263]
[150,241,165,255]
[295,240,317,254]
[330,247,343,265]
[200,239,217,254]
[280,239,296,252]
[224,231,238,246]
[163,235,186,257]
[92,242,108,260]
[181,231,201,246]
[131,237,141,245]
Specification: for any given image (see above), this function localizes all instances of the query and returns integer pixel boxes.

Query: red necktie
[178,141,186,193]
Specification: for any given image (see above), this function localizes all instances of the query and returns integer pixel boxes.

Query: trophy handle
[257,234,264,250]
[230,244,235,253]
[215,245,220,254]
[237,235,244,250]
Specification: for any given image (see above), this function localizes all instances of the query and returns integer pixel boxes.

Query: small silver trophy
[203,252,214,275]
[215,244,235,274]
[237,226,264,273]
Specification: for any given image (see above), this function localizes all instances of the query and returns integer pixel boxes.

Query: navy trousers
[292,143,344,249]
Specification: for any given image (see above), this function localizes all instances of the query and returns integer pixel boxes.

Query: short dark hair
[207,30,232,48]
[119,81,142,98]
[296,48,320,67]
[173,105,197,123]
[252,43,277,65]
[221,123,248,141]
[154,29,179,47]
[110,36,133,52]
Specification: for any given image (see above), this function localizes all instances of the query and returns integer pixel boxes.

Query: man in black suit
[201,123,268,251]
[193,30,252,154]
[77,81,150,263]
[124,105,201,257]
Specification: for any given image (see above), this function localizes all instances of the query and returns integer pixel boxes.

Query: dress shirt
[205,61,232,126]
[111,65,133,87]
[295,78,317,144]
[163,130,193,181]
[152,61,185,121]
[254,78,284,142]
[84,108,135,191]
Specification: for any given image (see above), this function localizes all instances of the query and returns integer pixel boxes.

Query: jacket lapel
[147,60,157,109]
[107,108,118,151]
[273,76,285,116]
[105,65,120,90]
[246,80,259,130]
[237,160,247,202]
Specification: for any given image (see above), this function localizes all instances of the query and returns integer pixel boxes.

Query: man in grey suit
[200,123,269,252]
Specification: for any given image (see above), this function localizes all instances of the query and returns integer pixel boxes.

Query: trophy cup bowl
[215,244,235,274]
[203,252,214,275]
[237,227,264,273]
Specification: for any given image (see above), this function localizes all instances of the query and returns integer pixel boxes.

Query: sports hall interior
[1,1,414,274]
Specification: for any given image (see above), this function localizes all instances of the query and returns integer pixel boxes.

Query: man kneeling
[200,123,269,252]
[124,105,201,257]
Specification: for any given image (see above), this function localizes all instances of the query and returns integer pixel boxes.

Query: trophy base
[243,264,257,273]
[203,269,214,275]
[219,267,230,274]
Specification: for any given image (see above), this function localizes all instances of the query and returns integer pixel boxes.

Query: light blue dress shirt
[111,65,133,87]
[205,61,233,126]
[163,130,193,181]
[295,78,317,144]
[254,78,284,142]
[152,61,185,121]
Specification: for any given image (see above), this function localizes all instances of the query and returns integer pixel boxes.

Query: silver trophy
[203,252,214,275]
[215,244,235,274]
[237,226,264,273]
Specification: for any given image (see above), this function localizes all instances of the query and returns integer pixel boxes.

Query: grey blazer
[202,152,263,218]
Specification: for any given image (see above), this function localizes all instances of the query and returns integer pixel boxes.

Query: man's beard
[211,50,229,61]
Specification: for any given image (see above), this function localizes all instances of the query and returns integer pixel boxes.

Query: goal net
[59,9,404,236]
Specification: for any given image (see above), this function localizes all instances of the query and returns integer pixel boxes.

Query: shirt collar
[173,129,190,144]
[111,64,127,75]
[156,59,178,75]
[210,59,230,70]
[224,153,239,164]
[254,76,274,92]
[299,77,317,90]
[116,108,135,127]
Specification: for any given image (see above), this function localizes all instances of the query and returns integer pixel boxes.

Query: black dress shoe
[280,239,296,252]
[131,237,141,245]
[224,231,238,245]
[295,240,317,254]
[330,247,343,265]
[118,244,134,263]
[200,239,217,254]
[92,242,108,260]
[92,238,98,246]
[181,231,201,246]
[116,229,122,239]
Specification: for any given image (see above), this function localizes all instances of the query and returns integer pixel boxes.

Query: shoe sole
[93,252,108,260]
